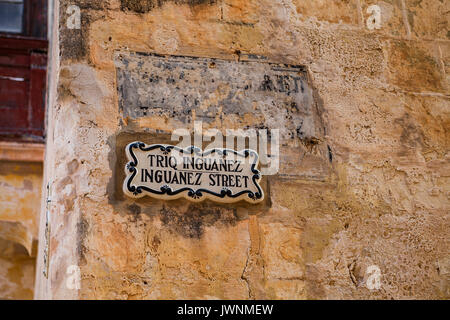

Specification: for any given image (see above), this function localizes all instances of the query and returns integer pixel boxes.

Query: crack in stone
[241,246,252,299]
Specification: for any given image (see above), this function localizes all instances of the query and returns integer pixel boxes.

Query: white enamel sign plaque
[123,142,264,203]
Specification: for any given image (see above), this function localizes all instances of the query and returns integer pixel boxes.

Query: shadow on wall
[0,237,37,300]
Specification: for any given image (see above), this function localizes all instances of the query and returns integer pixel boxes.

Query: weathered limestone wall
[0,158,43,299]
[35,0,449,299]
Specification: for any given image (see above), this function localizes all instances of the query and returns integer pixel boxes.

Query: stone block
[406,0,449,40]
[292,0,359,26]
[259,223,304,281]
[387,39,446,92]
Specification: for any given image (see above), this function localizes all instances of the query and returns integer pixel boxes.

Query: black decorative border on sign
[124,142,263,202]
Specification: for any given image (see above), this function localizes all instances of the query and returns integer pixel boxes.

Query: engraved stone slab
[115,52,319,140]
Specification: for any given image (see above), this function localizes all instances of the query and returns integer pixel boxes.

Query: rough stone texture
[0,161,42,299]
[406,0,449,40]
[35,0,449,299]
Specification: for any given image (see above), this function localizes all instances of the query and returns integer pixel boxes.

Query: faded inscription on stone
[115,52,319,140]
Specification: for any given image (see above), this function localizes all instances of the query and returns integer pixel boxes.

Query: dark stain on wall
[159,203,237,238]
[59,2,88,61]
[121,0,217,14]
[76,217,89,265]
[59,1,111,61]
